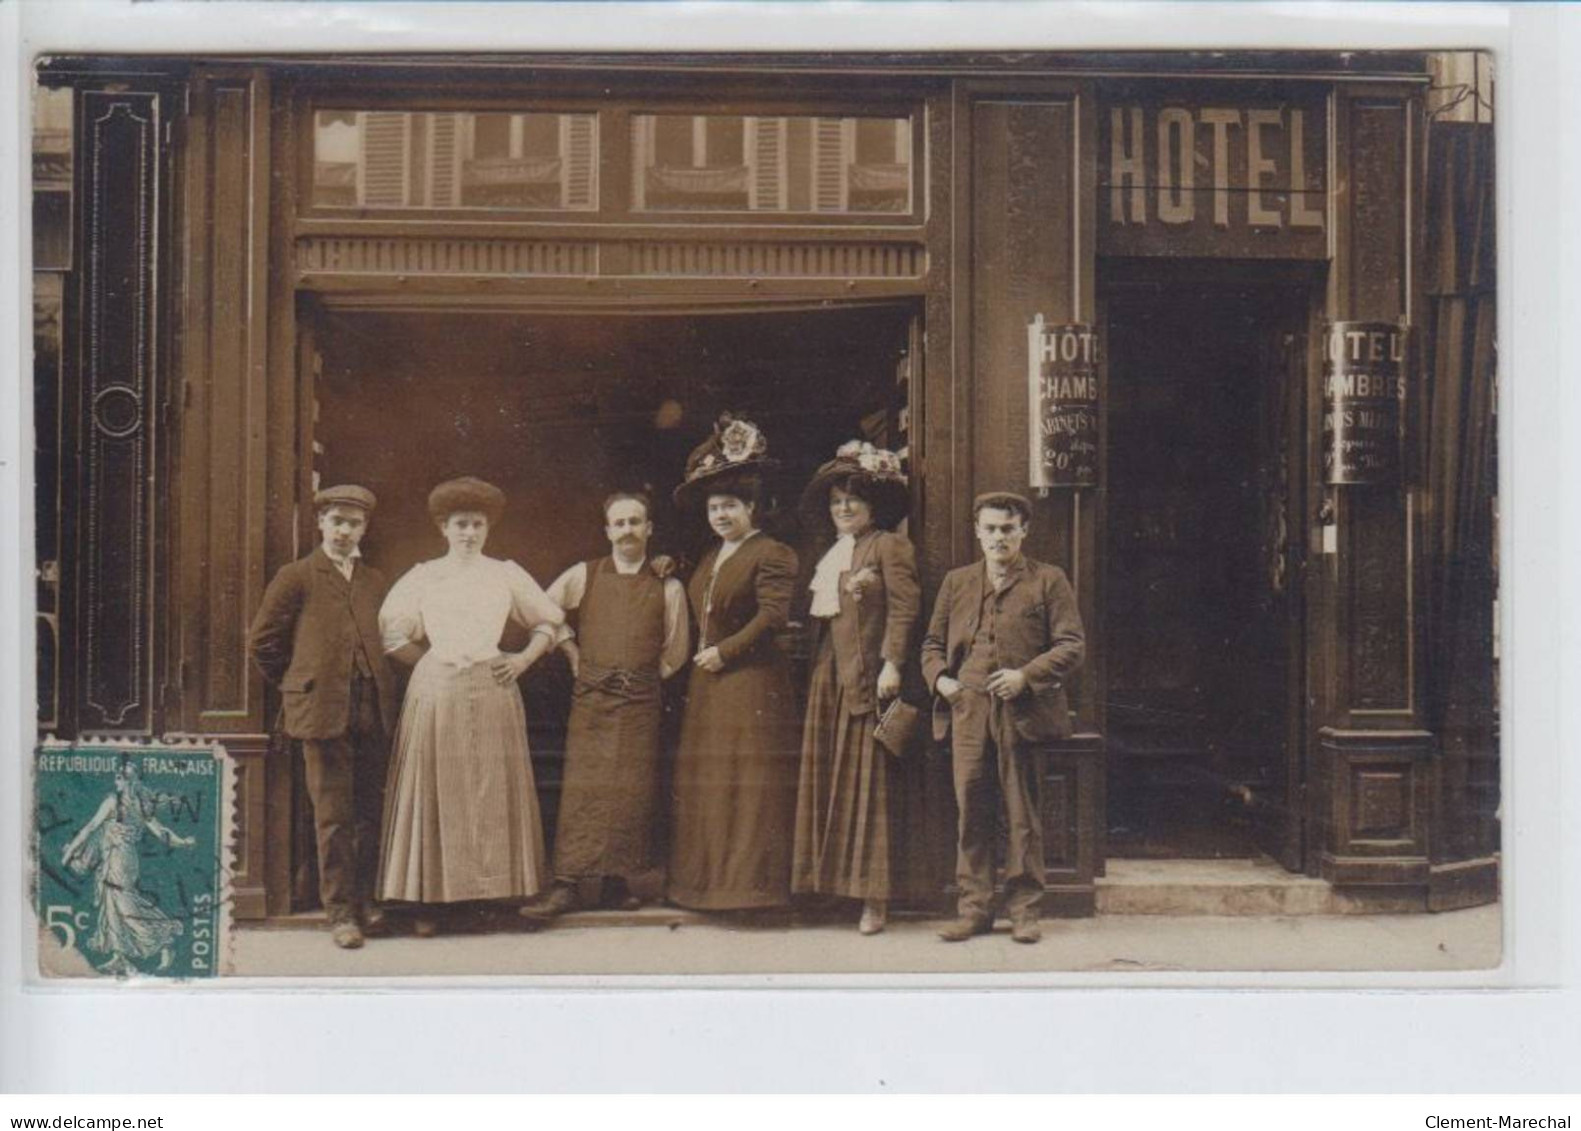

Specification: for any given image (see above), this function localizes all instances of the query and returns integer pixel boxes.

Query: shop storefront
[33,51,1499,919]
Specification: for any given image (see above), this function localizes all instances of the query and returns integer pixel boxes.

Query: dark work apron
[552,557,668,880]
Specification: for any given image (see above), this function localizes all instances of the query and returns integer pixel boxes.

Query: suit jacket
[818,529,921,715]
[690,533,799,667]
[248,547,397,741]
[920,556,1086,744]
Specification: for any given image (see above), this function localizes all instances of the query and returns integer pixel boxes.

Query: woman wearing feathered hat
[376,476,567,935]
[791,441,920,934]
[667,413,802,912]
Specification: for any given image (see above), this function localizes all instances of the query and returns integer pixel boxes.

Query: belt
[577,661,660,696]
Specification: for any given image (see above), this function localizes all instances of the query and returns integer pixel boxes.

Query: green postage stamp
[33,740,235,979]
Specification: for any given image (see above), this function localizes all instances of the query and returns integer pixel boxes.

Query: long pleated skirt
[378,658,548,904]
[791,634,892,901]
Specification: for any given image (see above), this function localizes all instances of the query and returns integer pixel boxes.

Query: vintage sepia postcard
[25,37,1502,982]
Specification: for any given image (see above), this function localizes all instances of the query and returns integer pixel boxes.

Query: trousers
[949,688,1046,920]
[300,673,387,924]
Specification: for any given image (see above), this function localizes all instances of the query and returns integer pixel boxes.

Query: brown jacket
[817,530,921,715]
[920,556,1086,743]
[248,547,397,741]
[692,533,800,666]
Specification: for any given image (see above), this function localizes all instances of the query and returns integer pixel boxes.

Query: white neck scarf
[808,534,856,619]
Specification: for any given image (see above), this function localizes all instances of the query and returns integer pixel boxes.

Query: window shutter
[562,114,597,209]
[749,116,787,211]
[429,113,460,207]
[812,117,848,212]
[361,111,409,206]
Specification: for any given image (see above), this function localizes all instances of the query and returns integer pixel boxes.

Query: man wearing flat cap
[249,484,396,949]
[921,491,1085,944]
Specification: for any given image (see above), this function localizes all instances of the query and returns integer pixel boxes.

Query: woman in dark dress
[667,415,802,911]
[792,442,920,934]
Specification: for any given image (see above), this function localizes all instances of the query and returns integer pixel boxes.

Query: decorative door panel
[75,89,165,733]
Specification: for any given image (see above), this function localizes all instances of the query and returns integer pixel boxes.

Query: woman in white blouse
[377,477,566,936]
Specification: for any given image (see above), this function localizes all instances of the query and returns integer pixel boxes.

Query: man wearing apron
[523,491,690,920]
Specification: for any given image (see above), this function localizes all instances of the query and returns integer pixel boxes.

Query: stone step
[253,859,1384,930]
[1097,857,1358,915]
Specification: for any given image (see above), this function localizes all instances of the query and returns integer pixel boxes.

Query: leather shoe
[331,920,365,950]
[411,914,440,938]
[936,916,992,942]
[1010,914,1042,944]
[602,878,644,911]
[858,901,887,936]
[360,904,389,937]
[519,882,578,922]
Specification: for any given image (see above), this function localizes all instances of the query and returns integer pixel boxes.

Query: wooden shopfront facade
[33,51,1500,919]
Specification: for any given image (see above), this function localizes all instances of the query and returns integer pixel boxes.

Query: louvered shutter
[748,116,787,211]
[812,117,849,212]
[561,114,597,209]
[361,111,409,206]
[429,113,460,207]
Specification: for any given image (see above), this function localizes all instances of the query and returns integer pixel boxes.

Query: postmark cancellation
[32,739,236,979]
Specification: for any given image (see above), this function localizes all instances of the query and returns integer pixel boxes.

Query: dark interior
[1102,265,1307,859]
[314,306,915,583]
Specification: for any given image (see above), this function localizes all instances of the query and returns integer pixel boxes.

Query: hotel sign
[1099,94,1328,258]
[1322,321,1408,485]
[1028,317,1100,489]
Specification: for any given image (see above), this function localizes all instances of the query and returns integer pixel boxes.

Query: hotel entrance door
[1102,263,1314,867]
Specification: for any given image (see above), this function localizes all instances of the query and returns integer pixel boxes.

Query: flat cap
[971,491,1034,522]
[314,484,377,513]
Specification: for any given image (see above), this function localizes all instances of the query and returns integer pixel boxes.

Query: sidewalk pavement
[232,903,1501,979]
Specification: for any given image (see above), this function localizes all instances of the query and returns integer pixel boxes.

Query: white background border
[1,1,1575,1092]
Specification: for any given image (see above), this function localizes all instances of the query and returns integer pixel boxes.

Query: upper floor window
[311,110,598,211]
[631,113,913,215]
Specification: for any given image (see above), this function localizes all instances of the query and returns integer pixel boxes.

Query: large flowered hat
[800,440,910,530]
[672,412,776,508]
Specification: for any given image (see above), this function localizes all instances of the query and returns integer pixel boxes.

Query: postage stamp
[32,740,235,979]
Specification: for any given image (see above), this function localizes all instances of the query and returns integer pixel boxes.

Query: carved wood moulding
[189,76,270,733]
[294,235,925,279]
[628,240,924,278]
[1319,729,1432,878]
[297,237,597,276]
[296,236,599,276]
[81,91,160,733]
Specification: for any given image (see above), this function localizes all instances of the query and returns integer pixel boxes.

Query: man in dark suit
[249,485,396,949]
[921,491,1086,944]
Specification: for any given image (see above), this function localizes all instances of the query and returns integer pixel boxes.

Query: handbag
[873,697,921,758]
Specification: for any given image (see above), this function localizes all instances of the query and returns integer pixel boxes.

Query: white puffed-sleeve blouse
[379,555,566,666]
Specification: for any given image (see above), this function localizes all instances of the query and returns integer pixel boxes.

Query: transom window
[311,110,599,211]
[631,114,913,214]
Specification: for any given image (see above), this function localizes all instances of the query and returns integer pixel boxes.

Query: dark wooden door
[1250,318,1311,871]
[1101,263,1314,863]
